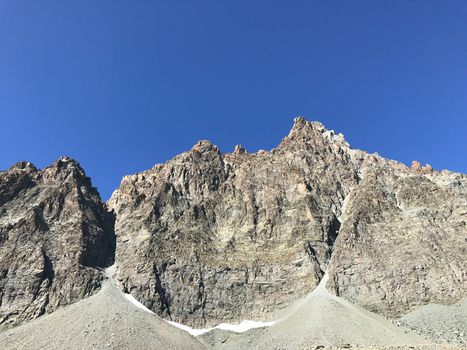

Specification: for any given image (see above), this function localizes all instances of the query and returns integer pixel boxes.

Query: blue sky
[1,1,466,200]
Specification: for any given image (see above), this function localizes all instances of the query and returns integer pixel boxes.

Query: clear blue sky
[1,1,466,200]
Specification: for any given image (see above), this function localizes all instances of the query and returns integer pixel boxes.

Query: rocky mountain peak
[279,117,350,154]
[50,156,85,174]
[40,156,95,189]
[107,117,466,330]
[7,161,38,173]
[191,140,220,155]
[233,144,247,154]
[108,117,365,327]
[0,158,115,329]
[1,117,465,347]
[288,116,325,136]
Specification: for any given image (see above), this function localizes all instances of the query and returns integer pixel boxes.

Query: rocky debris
[399,300,467,345]
[108,117,360,327]
[0,266,206,350]
[0,157,115,329]
[205,273,429,349]
[327,162,467,318]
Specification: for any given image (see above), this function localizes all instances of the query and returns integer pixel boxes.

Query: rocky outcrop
[0,157,115,329]
[327,159,467,317]
[2,118,464,335]
[108,117,360,327]
[109,117,466,327]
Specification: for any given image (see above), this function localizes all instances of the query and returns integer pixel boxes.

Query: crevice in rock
[153,264,171,318]
[42,251,55,286]
[304,241,325,277]
[79,209,116,269]
[326,214,341,253]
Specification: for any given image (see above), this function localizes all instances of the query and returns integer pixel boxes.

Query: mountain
[0,157,115,329]
[108,117,466,328]
[327,154,467,317]
[0,118,465,349]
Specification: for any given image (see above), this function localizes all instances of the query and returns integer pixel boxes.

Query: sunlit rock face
[110,117,465,327]
[0,158,115,329]
[108,118,361,327]
[327,160,467,317]
[1,118,465,332]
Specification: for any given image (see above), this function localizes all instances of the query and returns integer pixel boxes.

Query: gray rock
[0,157,115,329]
[327,160,467,318]
[108,117,359,327]
[109,117,466,328]
[2,117,465,347]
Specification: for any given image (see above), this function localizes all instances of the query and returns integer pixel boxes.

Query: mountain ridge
[0,118,465,349]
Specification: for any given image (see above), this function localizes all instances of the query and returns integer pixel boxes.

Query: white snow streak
[166,319,276,337]
[123,293,275,336]
[123,293,155,314]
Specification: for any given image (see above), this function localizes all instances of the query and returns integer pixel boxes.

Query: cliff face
[109,118,466,327]
[0,158,115,329]
[1,118,465,331]
[327,159,467,317]
[108,118,360,326]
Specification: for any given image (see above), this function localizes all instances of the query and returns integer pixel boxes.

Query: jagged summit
[7,161,38,172]
[1,118,466,349]
[108,117,360,327]
[186,118,350,158]
[291,116,325,130]
[4,156,85,176]
[276,117,351,155]
[191,140,221,154]
[108,117,466,330]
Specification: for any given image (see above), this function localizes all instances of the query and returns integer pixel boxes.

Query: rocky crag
[327,158,467,318]
[108,117,466,327]
[0,157,115,329]
[108,118,359,327]
[0,117,465,338]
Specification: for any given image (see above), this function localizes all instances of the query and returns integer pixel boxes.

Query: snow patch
[215,320,276,333]
[166,321,210,337]
[124,293,155,315]
[124,291,275,336]
[166,319,276,337]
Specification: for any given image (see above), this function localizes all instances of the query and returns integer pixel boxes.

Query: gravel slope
[0,267,206,350]
[400,299,467,345]
[1,268,464,350]
[204,274,431,349]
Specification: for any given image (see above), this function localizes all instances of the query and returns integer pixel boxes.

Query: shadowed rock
[0,157,115,329]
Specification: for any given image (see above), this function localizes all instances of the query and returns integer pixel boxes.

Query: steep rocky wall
[109,118,360,327]
[327,159,467,317]
[0,158,115,329]
[2,118,465,332]
[109,118,466,327]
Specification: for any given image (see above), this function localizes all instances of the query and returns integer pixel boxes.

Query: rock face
[108,118,359,327]
[109,117,466,327]
[0,266,206,350]
[327,159,467,317]
[2,118,464,336]
[0,158,115,329]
